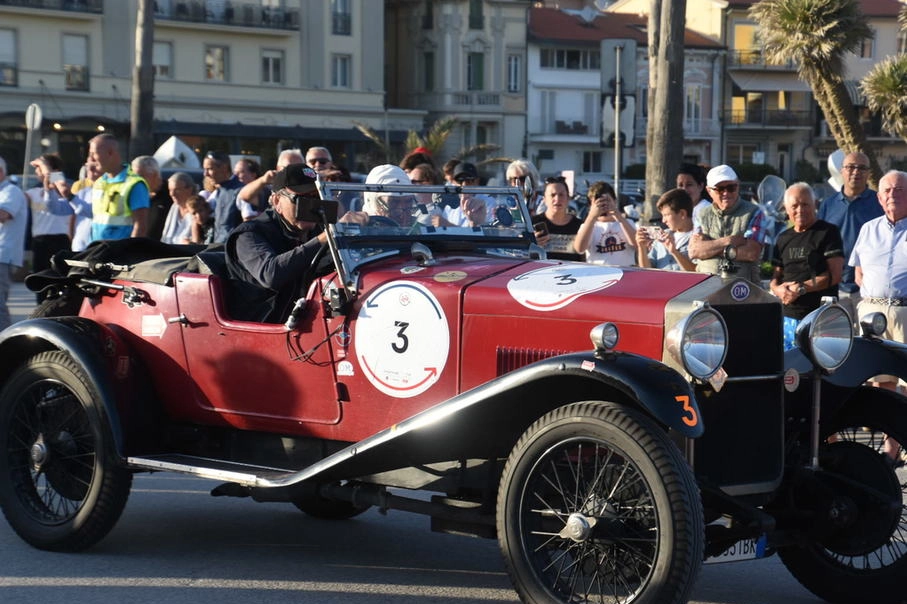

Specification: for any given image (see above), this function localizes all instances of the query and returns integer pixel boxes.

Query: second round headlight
[667,306,728,380]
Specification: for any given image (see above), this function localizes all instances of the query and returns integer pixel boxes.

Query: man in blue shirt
[818,151,881,318]
[87,134,150,241]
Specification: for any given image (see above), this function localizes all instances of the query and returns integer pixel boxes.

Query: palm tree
[354,115,500,166]
[750,0,882,184]
[861,7,907,142]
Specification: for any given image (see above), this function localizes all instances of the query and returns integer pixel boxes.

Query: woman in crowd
[161,172,198,244]
[676,163,710,227]
[535,176,583,261]
[574,181,637,266]
[506,159,542,214]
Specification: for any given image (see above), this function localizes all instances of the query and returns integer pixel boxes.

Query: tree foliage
[750,0,882,184]
[860,7,907,143]
[354,116,499,166]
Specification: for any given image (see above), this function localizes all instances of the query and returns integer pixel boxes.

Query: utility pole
[130,0,155,158]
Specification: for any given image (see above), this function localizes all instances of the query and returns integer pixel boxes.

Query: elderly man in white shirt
[850,169,907,464]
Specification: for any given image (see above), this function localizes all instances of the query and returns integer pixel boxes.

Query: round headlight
[590,322,620,352]
[859,311,887,338]
[796,303,853,372]
[667,307,728,380]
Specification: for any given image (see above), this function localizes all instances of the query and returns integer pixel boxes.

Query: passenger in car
[225,164,366,323]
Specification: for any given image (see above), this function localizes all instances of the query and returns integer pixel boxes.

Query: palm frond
[862,55,907,140]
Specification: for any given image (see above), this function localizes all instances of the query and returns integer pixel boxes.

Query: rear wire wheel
[0,351,131,551]
[779,393,907,604]
[497,401,703,604]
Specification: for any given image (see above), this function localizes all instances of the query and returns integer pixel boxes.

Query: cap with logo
[272,164,319,193]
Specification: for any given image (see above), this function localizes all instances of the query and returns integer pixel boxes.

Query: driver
[362,164,420,227]
[225,163,365,322]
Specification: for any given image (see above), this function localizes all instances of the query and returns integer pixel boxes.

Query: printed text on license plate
[705,535,767,564]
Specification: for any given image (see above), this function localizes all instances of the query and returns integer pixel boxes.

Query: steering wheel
[367,215,399,227]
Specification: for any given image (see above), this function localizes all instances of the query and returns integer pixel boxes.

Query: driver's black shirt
[225,208,324,322]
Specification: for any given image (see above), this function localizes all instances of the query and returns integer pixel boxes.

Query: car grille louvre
[496,346,571,375]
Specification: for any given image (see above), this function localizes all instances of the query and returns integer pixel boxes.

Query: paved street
[0,473,825,604]
[8,279,35,324]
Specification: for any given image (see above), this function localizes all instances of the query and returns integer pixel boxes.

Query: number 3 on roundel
[355,281,450,398]
[675,395,699,427]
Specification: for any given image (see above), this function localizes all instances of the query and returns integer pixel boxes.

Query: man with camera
[689,164,766,283]
[225,164,366,323]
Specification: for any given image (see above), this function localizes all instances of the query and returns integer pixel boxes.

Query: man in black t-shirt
[770,182,844,321]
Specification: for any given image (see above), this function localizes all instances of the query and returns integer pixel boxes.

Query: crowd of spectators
[0,141,903,399]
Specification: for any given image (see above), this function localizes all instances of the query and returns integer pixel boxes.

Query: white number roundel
[355,281,449,398]
[508,264,623,311]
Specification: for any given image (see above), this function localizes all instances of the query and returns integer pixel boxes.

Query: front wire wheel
[779,394,907,604]
[0,351,131,551]
[497,401,703,604]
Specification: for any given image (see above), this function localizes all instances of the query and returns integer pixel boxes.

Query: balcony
[155,1,299,30]
[727,49,796,70]
[0,62,16,87]
[555,120,588,135]
[0,0,102,12]
[64,64,89,91]
[723,109,812,128]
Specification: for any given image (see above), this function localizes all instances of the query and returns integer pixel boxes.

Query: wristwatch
[722,245,737,261]
[797,283,807,296]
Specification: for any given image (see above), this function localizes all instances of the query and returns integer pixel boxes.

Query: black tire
[497,401,704,604]
[779,394,907,604]
[0,351,132,551]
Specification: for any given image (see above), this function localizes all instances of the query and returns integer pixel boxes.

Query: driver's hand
[338,211,369,226]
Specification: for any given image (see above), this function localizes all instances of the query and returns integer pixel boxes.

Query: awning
[729,72,812,93]
[844,80,865,106]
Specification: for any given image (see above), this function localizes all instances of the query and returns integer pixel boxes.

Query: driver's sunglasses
[508,175,527,185]
[710,184,738,194]
[278,189,319,202]
[307,157,330,165]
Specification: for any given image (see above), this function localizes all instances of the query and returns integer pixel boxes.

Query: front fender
[825,336,907,388]
[0,318,127,457]
[256,351,700,486]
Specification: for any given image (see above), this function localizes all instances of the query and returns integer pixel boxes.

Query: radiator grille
[497,347,571,375]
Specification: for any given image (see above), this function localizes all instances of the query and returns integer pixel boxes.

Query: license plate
[704,535,767,564]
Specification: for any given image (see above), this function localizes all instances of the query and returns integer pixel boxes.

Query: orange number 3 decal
[675,395,699,427]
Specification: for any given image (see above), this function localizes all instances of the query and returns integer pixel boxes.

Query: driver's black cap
[272,164,318,193]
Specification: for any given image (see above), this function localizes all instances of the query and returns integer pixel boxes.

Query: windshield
[320,182,537,255]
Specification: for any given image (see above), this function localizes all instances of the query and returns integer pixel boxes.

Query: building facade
[0,0,424,176]
[384,0,530,181]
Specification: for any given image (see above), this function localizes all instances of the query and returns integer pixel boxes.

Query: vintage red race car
[0,180,905,604]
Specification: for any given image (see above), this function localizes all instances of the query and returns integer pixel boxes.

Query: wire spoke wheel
[0,351,131,551]
[498,401,702,604]
[780,391,907,604]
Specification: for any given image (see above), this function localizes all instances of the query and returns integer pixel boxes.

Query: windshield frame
[318,182,543,298]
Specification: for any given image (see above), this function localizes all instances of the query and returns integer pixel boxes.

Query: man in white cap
[362,164,421,227]
[689,164,766,283]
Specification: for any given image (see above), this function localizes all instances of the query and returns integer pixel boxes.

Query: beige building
[604,0,907,183]
[0,0,424,176]
[385,0,530,180]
